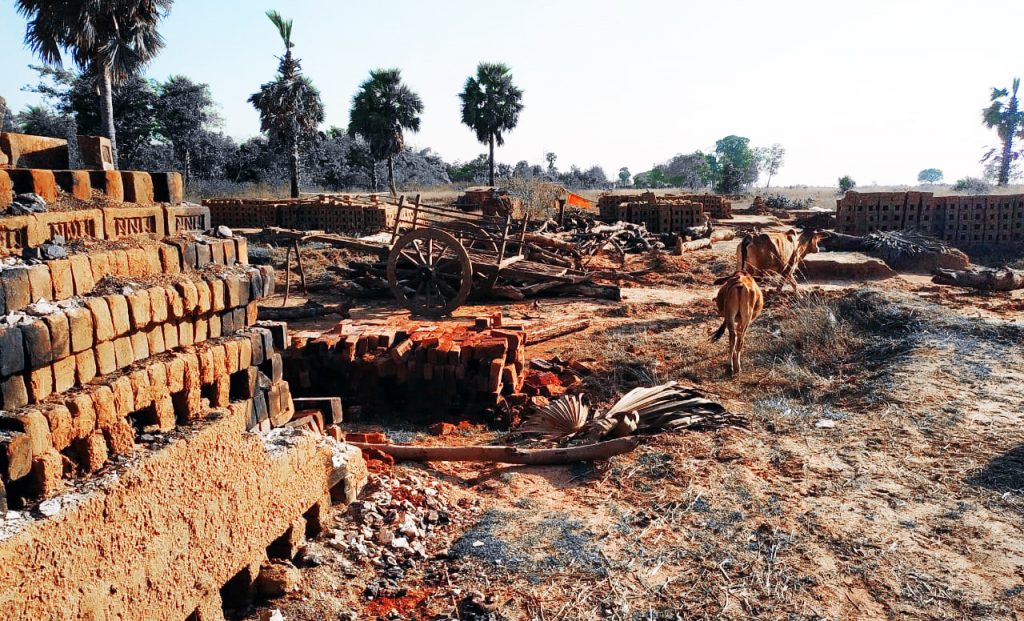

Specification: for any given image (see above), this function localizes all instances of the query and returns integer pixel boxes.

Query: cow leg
[727,323,738,376]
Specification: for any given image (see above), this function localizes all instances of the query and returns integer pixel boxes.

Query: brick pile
[281,318,528,416]
[836,191,1024,246]
[596,191,705,233]
[204,194,397,235]
[0,169,183,207]
[0,228,314,511]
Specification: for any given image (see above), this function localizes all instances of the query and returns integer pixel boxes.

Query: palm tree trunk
[370,160,379,192]
[387,154,397,197]
[765,172,773,189]
[183,149,191,187]
[488,134,496,186]
[99,65,119,169]
[289,134,300,198]
[999,88,1020,186]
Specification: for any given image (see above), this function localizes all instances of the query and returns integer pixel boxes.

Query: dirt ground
[244,216,1024,621]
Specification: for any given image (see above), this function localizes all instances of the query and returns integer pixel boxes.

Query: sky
[1,0,1021,186]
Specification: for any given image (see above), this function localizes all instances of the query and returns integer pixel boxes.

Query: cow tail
[710,321,727,343]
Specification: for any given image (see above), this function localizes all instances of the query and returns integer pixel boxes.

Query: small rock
[472,540,485,548]
[38,499,61,517]
[376,528,394,545]
[815,419,836,429]
[258,610,285,621]
[391,537,410,550]
[215,225,233,238]
[256,561,302,598]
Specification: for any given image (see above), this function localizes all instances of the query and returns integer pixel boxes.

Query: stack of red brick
[836,191,1024,245]
[0,231,312,512]
[203,194,397,235]
[598,191,732,226]
[281,317,528,417]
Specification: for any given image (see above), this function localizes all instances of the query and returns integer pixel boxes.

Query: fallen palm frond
[518,394,590,440]
[519,381,743,444]
[862,230,955,263]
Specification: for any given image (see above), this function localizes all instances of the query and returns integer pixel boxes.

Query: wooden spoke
[387,228,473,317]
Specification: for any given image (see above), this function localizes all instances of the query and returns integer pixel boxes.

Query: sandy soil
[244,222,1024,621]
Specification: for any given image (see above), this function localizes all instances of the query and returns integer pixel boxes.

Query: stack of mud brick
[836,191,1024,246]
[203,194,397,235]
[596,191,705,234]
[0,230,299,511]
[281,319,528,415]
[668,193,733,219]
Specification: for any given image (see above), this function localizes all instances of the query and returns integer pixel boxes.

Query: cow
[737,228,829,292]
[710,271,764,376]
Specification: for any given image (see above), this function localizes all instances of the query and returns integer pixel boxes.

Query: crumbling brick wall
[835,191,1024,245]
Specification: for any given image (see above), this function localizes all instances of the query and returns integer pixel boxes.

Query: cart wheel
[387,229,473,317]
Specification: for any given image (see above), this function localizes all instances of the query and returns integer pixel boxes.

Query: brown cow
[737,228,829,291]
[711,271,764,376]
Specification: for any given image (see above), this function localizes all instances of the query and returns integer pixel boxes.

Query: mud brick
[0,325,26,376]
[196,347,215,385]
[488,359,504,392]
[49,259,74,300]
[107,250,129,276]
[210,375,230,407]
[148,393,174,431]
[52,356,76,393]
[220,308,236,335]
[180,242,198,270]
[131,330,150,361]
[93,340,115,376]
[237,275,251,306]
[224,276,241,308]
[68,254,95,296]
[195,280,212,314]
[208,313,222,339]
[224,339,241,374]
[129,368,153,410]
[266,382,287,426]
[73,350,97,385]
[145,288,167,325]
[162,322,178,350]
[125,289,152,330]
[110,376,135,419]
[233,307,247,331]
[125,247,150,277]
[178,320,194,347]
[0,410,51,457]
[63,307,92,354]
[0,431,33,481]
[262,353,284,383]
[165,356,186,394]
[27,366,53,403]
[166,285,185,319]
[76,431,108,473]
[231,366,259,399]
[88,252,110,285]
[89,170,123,201]
[147,362,168,401]
[39,404,73,452]
[84,297,114,342]
[20,319,53,368]
[208,278,226,312]
[88,385,115,430]
[147,325,165,355]
[260,266,274,297]
[67,392,97,441]
[248,331,266,365]
[223,240,237,265]
[238,337,252,369]
[235,237,248,264]
[210,346,228,384]
[209,240,225,265]
[252,390,269,424]
[102,419,135,456]
[257,320,289,350]
[105,294,131,337]
[26,264,53,302]
[119,171,155,204]
[180,351,201,389]
[293,397,343,425]
[32,449,65,497]
[42,313,70,362]
[159,244,181,274]
[1,267,31,312]
[113,336,134,369]
[193,317,208,343]
[195,242,213,269]
[177,280,199,314]
[248,269,264,301]
[2,375,28,410]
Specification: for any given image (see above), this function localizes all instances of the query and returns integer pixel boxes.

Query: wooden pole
[293,239,307,293]
[349,437,640,464]
[282,243,292,307]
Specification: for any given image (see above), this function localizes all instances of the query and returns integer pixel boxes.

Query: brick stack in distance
[596,191,733,233]
[836,191,1024,246]
[281,316,527,422]
[203,194,397,235]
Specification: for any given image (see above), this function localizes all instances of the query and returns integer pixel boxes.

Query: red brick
[28,366,53,403]
[76,350,97,385]
[92,385,117,430]
[42,312,70,361]
[66,307,93,353]
[77,431,108,473]
[110,376,135,419]
[49,259,74,300]
[32,449,65,497]
[69,254,95,296]
[40,404,73,452]
[84,297,114,342]
[106,294,131,337]
[131,330,149,362]
[52,356,77,394]
[88,252,111,285]
[95,340,116,375]
[67,392,97,441]
[113,336,134,369]
[26,264,53,302]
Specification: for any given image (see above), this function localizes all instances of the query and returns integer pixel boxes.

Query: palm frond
[266,10,293,49]
[519,394,590,440]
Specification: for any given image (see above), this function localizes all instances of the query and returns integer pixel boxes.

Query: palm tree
[249,10,324,198]
[16,0,171,169]
[348,69,423,196]
[459,63,524,186]
[982,78,1024,186]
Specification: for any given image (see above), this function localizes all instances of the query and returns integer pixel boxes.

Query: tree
[14,104,72,139]
[618,167,631,187]
[348,68,423,196]
[838,175,856,194]
[713,135,758,193]
[762,144,785,188]
[982,78,1024,186]
[249,10,325,198]
[917,168,944,184]
[662,152,713,188]
[155,76,218,185]
[459,62,524,186]
[16,0,171,168]
[545,152,557,175]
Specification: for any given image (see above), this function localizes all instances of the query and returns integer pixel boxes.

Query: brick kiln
[0,133,367,620]
[836,191,1024,246]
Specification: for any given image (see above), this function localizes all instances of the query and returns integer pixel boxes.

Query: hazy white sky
[1,0,1021,185]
